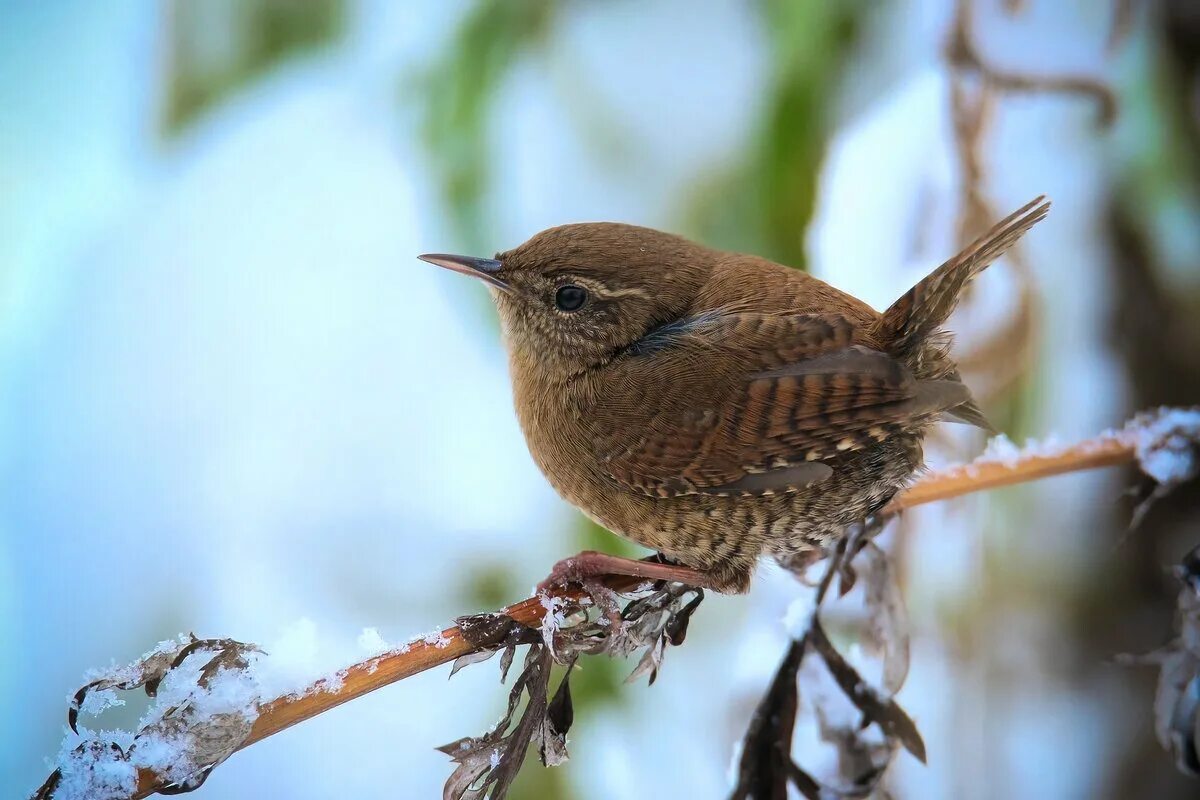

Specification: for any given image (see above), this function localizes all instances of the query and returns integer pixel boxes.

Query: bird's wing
[598,312,968,497]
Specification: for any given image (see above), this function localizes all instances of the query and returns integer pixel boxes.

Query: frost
[41,621,387,799]
[539,593,568,623]
[76,688,124,718]
[800,654,862,732]
[783,592,818,638]
[977,433,1022,467]
[356,627,390,656]
[1132,407,1200,487]
[50,736,138,800]
[422,629,451,649]
[539,593,570,650]
[955,407,1200,513]
[357,628,395,674]
[971,431,1067,470]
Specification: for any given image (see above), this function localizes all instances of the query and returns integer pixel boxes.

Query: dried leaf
[625,637,666,685]
[52,637,261,798]
[456,613,523,649]
[809,620,926,764]
[1127,544,1200,776]
[859,543,910,694]
[665,589,704,646]
[449,649,498,679]
[441,579,704,795]
[1129,408,1200,527]
[498,645,516,683]
[546,662,575,740]
[785,762,823,800]
[448,613,540,683]
[69,637,197,733]
[158,763,215,794]
[439,645,556,800]
[729,637,807,800]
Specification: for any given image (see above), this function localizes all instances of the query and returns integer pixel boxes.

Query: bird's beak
[417,253,511,292]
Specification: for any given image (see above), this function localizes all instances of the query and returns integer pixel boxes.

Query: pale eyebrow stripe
[603,286,652,299]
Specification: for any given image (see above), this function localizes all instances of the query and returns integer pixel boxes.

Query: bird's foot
[581,578,623,627]
[537,550,715,594]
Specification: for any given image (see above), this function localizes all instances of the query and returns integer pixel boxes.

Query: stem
[103,416,1166,798]
[883,433,1136,513]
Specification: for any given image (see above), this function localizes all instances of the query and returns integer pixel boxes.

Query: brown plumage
[419,196,1049,593]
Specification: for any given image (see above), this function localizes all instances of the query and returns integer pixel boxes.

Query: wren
[419,197,1049,593]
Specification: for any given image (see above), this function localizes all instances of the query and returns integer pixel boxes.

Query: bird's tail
[876,196,1051,357]
[874,196,1050,433]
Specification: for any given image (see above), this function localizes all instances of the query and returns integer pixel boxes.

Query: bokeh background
[3,1,1199,798]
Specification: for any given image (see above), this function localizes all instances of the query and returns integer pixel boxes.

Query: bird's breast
[510,366,611,506]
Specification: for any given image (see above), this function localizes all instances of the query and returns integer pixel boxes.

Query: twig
[885,426,1131,512]
[35,407,1199,800]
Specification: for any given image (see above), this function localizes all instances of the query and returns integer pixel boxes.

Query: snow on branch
[885,406,1200,516]
[29,406,1200,800]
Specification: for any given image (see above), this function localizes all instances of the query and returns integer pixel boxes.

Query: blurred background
[3,0,1198,797]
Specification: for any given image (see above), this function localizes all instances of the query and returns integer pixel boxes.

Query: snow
[421,629,452,649]
[798,656,862,741]
[356,627,390,657]
[52,641,264,799]
[950,407,1199,487]
[54,612,519,797]
[969,432,1069,472]
[50,620,429,799]
[1132,407,1200,488]
[539,593,570,631]
[538,593,571,651]
[76,687,123,718]
[783,592,819,639]
[50,735,138,800]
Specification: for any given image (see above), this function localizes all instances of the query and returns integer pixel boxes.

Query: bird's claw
[537,551,600,593]
[536,554,624,627]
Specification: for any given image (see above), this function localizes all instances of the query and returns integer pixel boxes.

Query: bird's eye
[554,284,588,312]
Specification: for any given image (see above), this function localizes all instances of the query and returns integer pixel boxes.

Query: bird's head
[420,223,712,379]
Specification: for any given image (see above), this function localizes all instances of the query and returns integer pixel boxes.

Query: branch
[887,420,1139,512]
[33,407,1199,800]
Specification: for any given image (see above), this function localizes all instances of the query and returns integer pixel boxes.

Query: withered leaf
[809,620,926,764]
[859,543,910,694]
[499,644,516,683]
[786,762,823,800]
[441,580,707,796]
[439,645,555,800]
[158,764,215,794]
[69,637,199,733]
[730,637,808,800]
[665,589,704,646]
[449,649,498,679]
[547,661,575,740]
[456,613,522,649]
[625,637,666,685]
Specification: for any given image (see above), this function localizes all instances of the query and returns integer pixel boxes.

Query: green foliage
[161,0,344,135]
[686,0,862,269]
[414,0,557,252]
[466,562,520,611]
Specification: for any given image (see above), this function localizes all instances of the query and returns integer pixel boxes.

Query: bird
[418,197,1049,594]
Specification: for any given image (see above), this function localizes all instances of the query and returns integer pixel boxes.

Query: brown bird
[419,197,1049,594]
